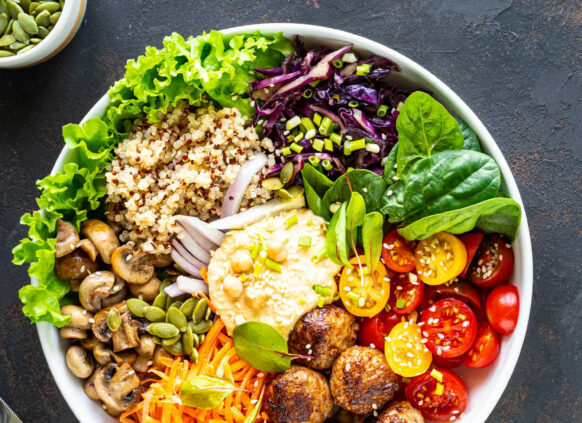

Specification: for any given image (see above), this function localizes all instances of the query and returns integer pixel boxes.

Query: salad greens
[362,212,383,271]
[456,117,482,152]
[322,169,386,213]
[180,375,239,409]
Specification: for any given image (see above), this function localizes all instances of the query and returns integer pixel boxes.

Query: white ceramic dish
[35,23,533,423]
[0,0,86,68]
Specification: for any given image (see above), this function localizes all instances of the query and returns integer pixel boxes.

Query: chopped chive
[308,155,320,166]
[431,369,443,382]
[365,143,380,153]
[294,132,304,142]
[297,296,306,305]
[285,214,298,228]
[253,263,262,276]
[257,232,268,250]
[344,141,352,156]
[286,116,301,130]
[250,243,261,259]
[308,80,321,87]
[396,297,406,309]
[317,296,325,307]
[324,138,333,152]
[330,132,342,145]
[301,117,316,132]
[346,291,360,302]
[342,52,358,63]
[305,128,317,140]
[239,274,248,282]
[348,100,359,108]
[265,258,282,273]
[356,63,372,76]
[319,116,333,135]
[329,203,341,213]
[332,93,340,103]
[397,101,404,112]
[377,104,389,117]
[435,382,444,395]
[290,142,303,153]
[311,247,327,262]
[350,138,366,151]
[332,58,343,68]
[313,113,323,126]
[302,88,313,98]
[333,292,340,302]
[281,147,291,156]
[286,134,295,142]
[313,284,332,297]
[322,159,333,171]
[258,250,267,264]
[298,236,312,248]
[312,138,324,152]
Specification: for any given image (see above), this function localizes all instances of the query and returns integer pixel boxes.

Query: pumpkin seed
[280,161,294,185]
[179,297,198,318]
[188,319,213,334]
[107,308,121,332]
[0,33,15,46]
[127,298,149,317]
[0,13,8,34]
[182,327,194,355]
[15,42,33,53]
[189,348,199,363]
[18,12,37,34]
[152,336,163,345]
[49,10,59,25]
[6,0,22,19]
[167,300,183,311]
[152,291,167,309]
[29,36,40,43]
[198,334,205,345]
[276,185,304,200]
[161,334,181,346]
[192,332,200,349]
[3,18,13,36]
[144,306,166,323]
[8,40,26,49]
[34,9,49,26]
[11,20,29,42]
[192,299,208,323]
[28,2,38,13]
[36,25,47,37]
[35,1,59,13]
[0,0,6,15]
[19,0,31,11]
[163,340,183,355]
[262,177,284,190]
[0,49,14,56]
[167,307,188,332]
[147,322,180,338]
[205,306,212,320]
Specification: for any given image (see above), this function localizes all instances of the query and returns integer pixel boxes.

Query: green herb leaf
[233,322,293,372]
[303,178,330,221]
[362,212,384,271]
[382,142,399,187]
[323,170,386,213]
[346,192,366,234]
[181,375,238,409]
[456,117,481,152]
[396,91,464,177]
[302,162,333,197]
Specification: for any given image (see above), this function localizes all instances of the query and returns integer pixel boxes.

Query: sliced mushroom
[84,370,100,400]
[152,346,173,368]
[135,334,156,358]
[59,327,87,340]
[77,239,99,262]
[128,275,161,302]
[112,312,140,352]
[61,305,93,330]
[80,336,100,350]
[79,271,116,312]
[150,253,173,267]
[94,363,141,416]
[54,249,99,280]
[93,343,113,365]
[101,282,127,309]
[132,355,151,373]
[111,245,155,284]
[81,219,120,265]
[55,219,80,258]
[70,279,81,292]
[92,302,128,343]
[66,345,94,378]
[112,349,137,365]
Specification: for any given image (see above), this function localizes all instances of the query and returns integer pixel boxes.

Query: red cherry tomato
[422,279,482,314]
[421,298,478,358]
[358,309,401,351]
[464,321,501,368]
[460,232,484,278]
[486,285,520,335]
[432,354,466,369]
[382,229,416,273]
[388,271,424,314]
[405,368,468,421]
[468,235,514,288]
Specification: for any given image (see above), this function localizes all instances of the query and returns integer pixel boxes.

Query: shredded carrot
[121,318,272,423]
[200,267,208,283]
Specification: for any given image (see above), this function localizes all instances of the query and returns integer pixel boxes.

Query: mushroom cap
[66,345,94,378]
[55,219,80,258]
[111,312,140,352]
[81,219,120,265]
[150,253,173,267]
[79,271,117,312]
[54,249,100,280]
[77,239,99,262]
[92,302,128,343]
[128,276,161,302]
[135,334,156,358]
[59,327,88,340]
[111,245,155,284]
[101,280,127,309]
[94,363,141,416]
[84,370,100,400]
[93,342,113,365]
[61,305,93,330]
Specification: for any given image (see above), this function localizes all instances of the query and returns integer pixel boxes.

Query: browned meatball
[288,304,358,370]
[264,365,333,423]
[330,346,400,415]
[376,401,424,423]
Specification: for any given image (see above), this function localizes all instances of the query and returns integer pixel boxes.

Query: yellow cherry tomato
[385,321,432,377]
[415,232,467,285]
[339,255,389,317]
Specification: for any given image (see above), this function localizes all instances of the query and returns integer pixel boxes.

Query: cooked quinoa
[105,105,276,254]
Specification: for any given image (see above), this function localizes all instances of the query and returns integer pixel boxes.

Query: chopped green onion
[377,104,389,117]
[290,143,303,153]
[344,141,352,156]
[258,250,267,264]
[312,138,324,152]
[257,232,268,250]
[305,129,317,140]
[356,63,372,76]
[346,292,360,302]
[239,274,248,282]
[348,100,359,108]
[322,159,333,171]
[385,303,391,312]
[329,203,341,213]
[286,134,295,142]
[285,214,298,228]
[332,58,344,68]
[431,369,443,382]
[297,296,306,305]
[253,263,262,276]
[342,52,358,63]
[308,155,320,166]
[313,113,323,126]
[281,147,291,156]
[350,138,366,151]
[396,297,406,309]
[286,116,301,130]
[435,382,444,395]
[250,243,261,259]
[319,116,333,135]
[330,132,342,145]
[317,297,325,308]
[332,93,340,103]
[308,80,321,87]
[333,293,340,302]
[365,143,380,153]
[313,285,332,297]
[397,101,404,112]
[265,258,282,273]
[302,88,313,99]
[311,247,327,263]
[301,117,316,132]
[324,138,333,152]
[298,236,312,248]
[294,132,304,142]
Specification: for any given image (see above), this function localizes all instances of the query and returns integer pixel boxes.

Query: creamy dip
[207,208,341,338]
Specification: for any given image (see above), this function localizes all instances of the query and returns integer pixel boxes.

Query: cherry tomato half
[486,285,520,335]
[405,368,468,421]
[421,298,478,358]
[460,232,484,278]
[468,234,514,288]
[422,279,482,314]
[388,271,424,314]
[382,229,416,273]
[385,321,432,378]
[339,256,389,317]
[415,232,467,285]
[358,309,402,351]
[464,321,500,368]
[432,354,466,369]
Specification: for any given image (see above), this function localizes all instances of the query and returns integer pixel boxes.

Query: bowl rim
[36,23,533,423]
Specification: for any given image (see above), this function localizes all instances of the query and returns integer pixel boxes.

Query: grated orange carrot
[121,318,272,423]
[200,267,208,283]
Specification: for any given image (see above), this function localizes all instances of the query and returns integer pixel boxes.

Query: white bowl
[36,23,533,423]
[0,0,87,68]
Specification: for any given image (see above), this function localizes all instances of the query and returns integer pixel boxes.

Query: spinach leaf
[181,375,238,409]
[396,91,464,177]
[456,117,481,152]
[383,150,501,222]
[326,202,350,266]
[382,143,399,187]
[397,197,521,241]
[323,170,386,213]
[233,321,294,372]
[362,212,384,271]
[346,192,366,257]
[303,178,330,221]
[302,163,333,198]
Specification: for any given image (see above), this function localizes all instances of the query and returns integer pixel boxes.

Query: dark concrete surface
[0,0,580,422]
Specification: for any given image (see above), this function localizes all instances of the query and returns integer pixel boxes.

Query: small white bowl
[0,0,87,68]
[36,23,533,423]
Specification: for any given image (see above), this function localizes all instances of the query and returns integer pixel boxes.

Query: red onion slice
[251,71,300,90]
[171,238,208,269]
[170,247,202,278]
[175,216,225,248]
[175,231,211,263]
[176,275,208,295]
[221,153,268,217]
